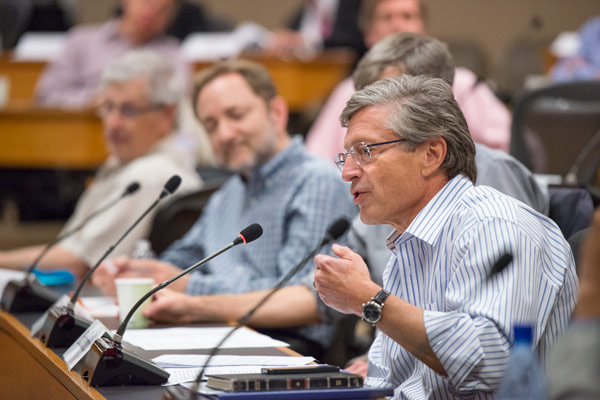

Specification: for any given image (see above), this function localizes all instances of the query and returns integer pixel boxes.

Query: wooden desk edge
[0,310,105,400]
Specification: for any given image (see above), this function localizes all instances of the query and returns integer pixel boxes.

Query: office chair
[148,182,221,254]
[568,227,590,275]
[510,80,600,185]
[548,186,594,239]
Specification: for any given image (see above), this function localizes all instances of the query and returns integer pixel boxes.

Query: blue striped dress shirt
[366,174,578,399]
[159,137,357,346]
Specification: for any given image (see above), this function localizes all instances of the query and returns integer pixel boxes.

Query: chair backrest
[510,80,600,180]
[148,182,221,254]
[567,227,590,275]
[548,186,594,239]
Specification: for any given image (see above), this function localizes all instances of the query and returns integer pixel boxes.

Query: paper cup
[115,277,154,329]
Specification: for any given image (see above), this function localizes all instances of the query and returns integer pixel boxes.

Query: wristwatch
[362,289,391,326]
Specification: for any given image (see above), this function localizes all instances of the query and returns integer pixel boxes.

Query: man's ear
[268,95,289,134]
[421,137,447,177]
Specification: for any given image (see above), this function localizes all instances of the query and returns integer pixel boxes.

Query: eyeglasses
[335,139,406,172]
[95,101,164,119]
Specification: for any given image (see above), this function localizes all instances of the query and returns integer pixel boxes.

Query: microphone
[0,181,141,313]
[167,217,350,399]
[487,253,514,279]
[33,176,180,348]
[79,223,263,387]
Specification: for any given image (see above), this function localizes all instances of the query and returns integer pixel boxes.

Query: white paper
[63,319,110,370]
[165,366,263,385]
[13,33,66,61]
[0,268,25,293]
[77,296,119,319]
[118,326,289,350]
[181,22,269,62]
[153,354,314,368]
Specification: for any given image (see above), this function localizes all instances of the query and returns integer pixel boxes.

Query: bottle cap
[513,325,533,344]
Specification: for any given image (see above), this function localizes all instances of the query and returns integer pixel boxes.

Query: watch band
[372,289,391,305]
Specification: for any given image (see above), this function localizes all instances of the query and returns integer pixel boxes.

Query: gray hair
[353,32,455,90]
[100,50,183,105]
[341,75,476,182]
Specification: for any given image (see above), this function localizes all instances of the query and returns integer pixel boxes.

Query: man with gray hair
[305,0,511,159]
[347,31,550,285]
[0,50,202,277]
[313,74,578,398]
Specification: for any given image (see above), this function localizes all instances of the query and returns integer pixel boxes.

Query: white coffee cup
[115,277,154,329]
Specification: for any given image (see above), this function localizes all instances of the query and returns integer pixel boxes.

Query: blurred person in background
[0,50,202,277]
[265,0,365,58]
[551,16,600,82]
[305,0,511,159]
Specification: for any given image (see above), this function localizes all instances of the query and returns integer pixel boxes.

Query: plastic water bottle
[131,239,156,259]
[496,325,547,400]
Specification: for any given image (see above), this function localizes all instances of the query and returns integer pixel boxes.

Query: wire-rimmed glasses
[335,139,406,172]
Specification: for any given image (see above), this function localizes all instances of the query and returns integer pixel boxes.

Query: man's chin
[359,208,382,226]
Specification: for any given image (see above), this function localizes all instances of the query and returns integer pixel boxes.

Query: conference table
[0,50,353,171]
[0,308,298,400]
[0,50,354,113]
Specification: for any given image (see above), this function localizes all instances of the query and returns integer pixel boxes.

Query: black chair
[548,186,594,239]
[148,182,221,254]
[567,227,590,275]
[510,81,600,186]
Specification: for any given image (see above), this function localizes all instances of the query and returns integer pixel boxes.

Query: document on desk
[153,354,315,368]
[0,268,25,293]
[157,355,315,385]
[165,366,267,385]
[77,296,119,318]
[119,326,290,350]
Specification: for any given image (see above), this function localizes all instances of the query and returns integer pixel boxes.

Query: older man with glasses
[0,50,202,277]
[313,75,578,399]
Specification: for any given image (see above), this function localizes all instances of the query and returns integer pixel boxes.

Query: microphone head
[160,175,182,198]
[123,182,141,196]
[489,253,513,278]
[235,223,263,245]
[327,218,351,241]
[320,217,350,246]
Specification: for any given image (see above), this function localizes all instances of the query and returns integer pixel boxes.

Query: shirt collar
[100,135,178,176]
[387,174,473,249]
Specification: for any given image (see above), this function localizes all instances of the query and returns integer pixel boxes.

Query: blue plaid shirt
[160,137,357,345]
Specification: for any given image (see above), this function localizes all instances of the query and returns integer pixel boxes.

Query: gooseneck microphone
[33,176,180,348]
[173,217,350,399]
[114,223,263,343]
[487,253,514,279]
[79,223,263,387]
[0,181,141,313]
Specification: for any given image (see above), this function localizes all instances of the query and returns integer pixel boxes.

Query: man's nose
[215,121,237,144]
[341,155,361,182]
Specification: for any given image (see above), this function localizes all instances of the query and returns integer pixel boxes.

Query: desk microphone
[487,253,514,279]
[33,176,180,348]
[79,223,263,387]
[0,182,140,313]
[167,217,350,399]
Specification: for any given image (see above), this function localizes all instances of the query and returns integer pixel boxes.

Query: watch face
[363,302,381,324]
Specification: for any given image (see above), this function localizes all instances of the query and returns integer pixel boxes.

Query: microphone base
[1,278,60,312]
[32,305,91,348]
[80,336,169,387]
